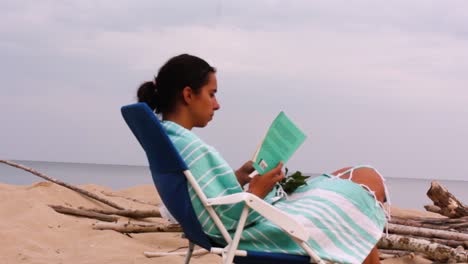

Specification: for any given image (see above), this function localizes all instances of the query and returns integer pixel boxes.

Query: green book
[251,111,307,176]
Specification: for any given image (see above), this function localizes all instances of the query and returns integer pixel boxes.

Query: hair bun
[137,81,158,111]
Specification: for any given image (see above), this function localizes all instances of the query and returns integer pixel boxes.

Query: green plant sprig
[278,167,311,194]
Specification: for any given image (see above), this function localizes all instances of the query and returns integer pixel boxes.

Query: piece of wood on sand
[78,207,161,218]
[144,248,209,258]
[426,181,468,218]
[378,249,413,260]
[49,205,119,222]
[395,215,468,232]
[407,236,468,249]
[93,221,182,233]
[390,217,452,230]
[387,223,468,241]
[378,234,468,263]
[0,160,125,210]
[100,190,158,206]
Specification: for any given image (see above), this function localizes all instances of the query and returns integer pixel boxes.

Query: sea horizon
[4,159,468,182]
[1,159,467,210]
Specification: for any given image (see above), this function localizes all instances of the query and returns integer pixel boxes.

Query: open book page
[251,111,307,175]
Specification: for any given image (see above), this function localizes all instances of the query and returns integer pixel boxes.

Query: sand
[0,181,437,264]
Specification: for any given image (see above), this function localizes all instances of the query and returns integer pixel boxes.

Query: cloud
[46,23,467,111]
[1,0,468,180]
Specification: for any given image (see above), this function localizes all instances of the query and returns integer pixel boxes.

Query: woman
[137,54,388,264]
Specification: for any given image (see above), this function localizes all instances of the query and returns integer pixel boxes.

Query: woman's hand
[248,162,285,199]
[235,161,255,186]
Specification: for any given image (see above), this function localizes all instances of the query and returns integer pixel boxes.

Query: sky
[1,0,468,181]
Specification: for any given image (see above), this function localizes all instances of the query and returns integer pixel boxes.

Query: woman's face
[189,73,220,128]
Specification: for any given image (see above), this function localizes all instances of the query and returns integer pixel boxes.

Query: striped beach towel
[162,120,387,264]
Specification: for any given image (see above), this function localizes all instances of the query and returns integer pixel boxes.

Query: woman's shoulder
[161,120,229,167]
[162,120,193,137]
[162,120,202,146]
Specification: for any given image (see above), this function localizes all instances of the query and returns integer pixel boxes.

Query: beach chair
[121,103,324,264]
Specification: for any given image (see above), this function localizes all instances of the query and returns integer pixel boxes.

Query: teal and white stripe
[162,120,386,264]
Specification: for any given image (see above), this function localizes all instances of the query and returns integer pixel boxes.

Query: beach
[0,181,221,264]
[0,179,450,264]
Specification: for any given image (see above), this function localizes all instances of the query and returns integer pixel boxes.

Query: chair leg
[184,241,195,264]
[224,206,249,264]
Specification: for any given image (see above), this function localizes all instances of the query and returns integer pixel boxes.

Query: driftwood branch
[0,160,125,210]
[93,222,182,233]
[390,217,452,230]
[49,205,119,222]
[424,204,442,215]
[100,191,158,206]
[378,249,412,259]
[392,215,468,232]
[387,223,468,241]
[144,249,209,258]
[426,181,468,218]
[78,207,161,218]
[378,234,468,262]
[407,236,468,248]
[421,216,468,224]
[384,181,468,262]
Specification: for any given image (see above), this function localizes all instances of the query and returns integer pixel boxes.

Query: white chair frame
[183,170,325,264]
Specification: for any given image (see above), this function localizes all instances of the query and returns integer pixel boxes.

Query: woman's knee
[333,166,386,203]
[351,167,386,203]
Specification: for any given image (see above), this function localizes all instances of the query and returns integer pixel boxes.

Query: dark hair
[137,54,216,114]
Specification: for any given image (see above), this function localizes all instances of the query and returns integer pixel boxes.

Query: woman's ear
[181,86,193,105]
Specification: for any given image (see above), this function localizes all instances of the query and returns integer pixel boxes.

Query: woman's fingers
[270,162,283,174]
[266,162,285,182]
[247,162,286,198]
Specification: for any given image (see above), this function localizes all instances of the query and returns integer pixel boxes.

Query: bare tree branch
[78,207,161,218]
[93,221,182,233]
[0,160,125,210]
[49,205,118,222]
[378,234,468,262]
[100,190,158,206]
[144,249,209,258]
[387,223,468,241]
[427,181,468,218]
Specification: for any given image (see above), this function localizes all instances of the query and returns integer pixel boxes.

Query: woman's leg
[331,166,386,203]
[331,166,386,264]
[363,246,381,264]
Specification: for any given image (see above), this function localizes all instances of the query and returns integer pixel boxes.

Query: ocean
[1,160,466,210]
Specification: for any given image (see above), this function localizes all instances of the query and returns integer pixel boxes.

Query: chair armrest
[206,193,309,242]
[206,193,250,205]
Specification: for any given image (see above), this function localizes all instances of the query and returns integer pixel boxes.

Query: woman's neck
[163,112,193,130]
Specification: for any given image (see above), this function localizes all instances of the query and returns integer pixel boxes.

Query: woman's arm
[248,162,285,198]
